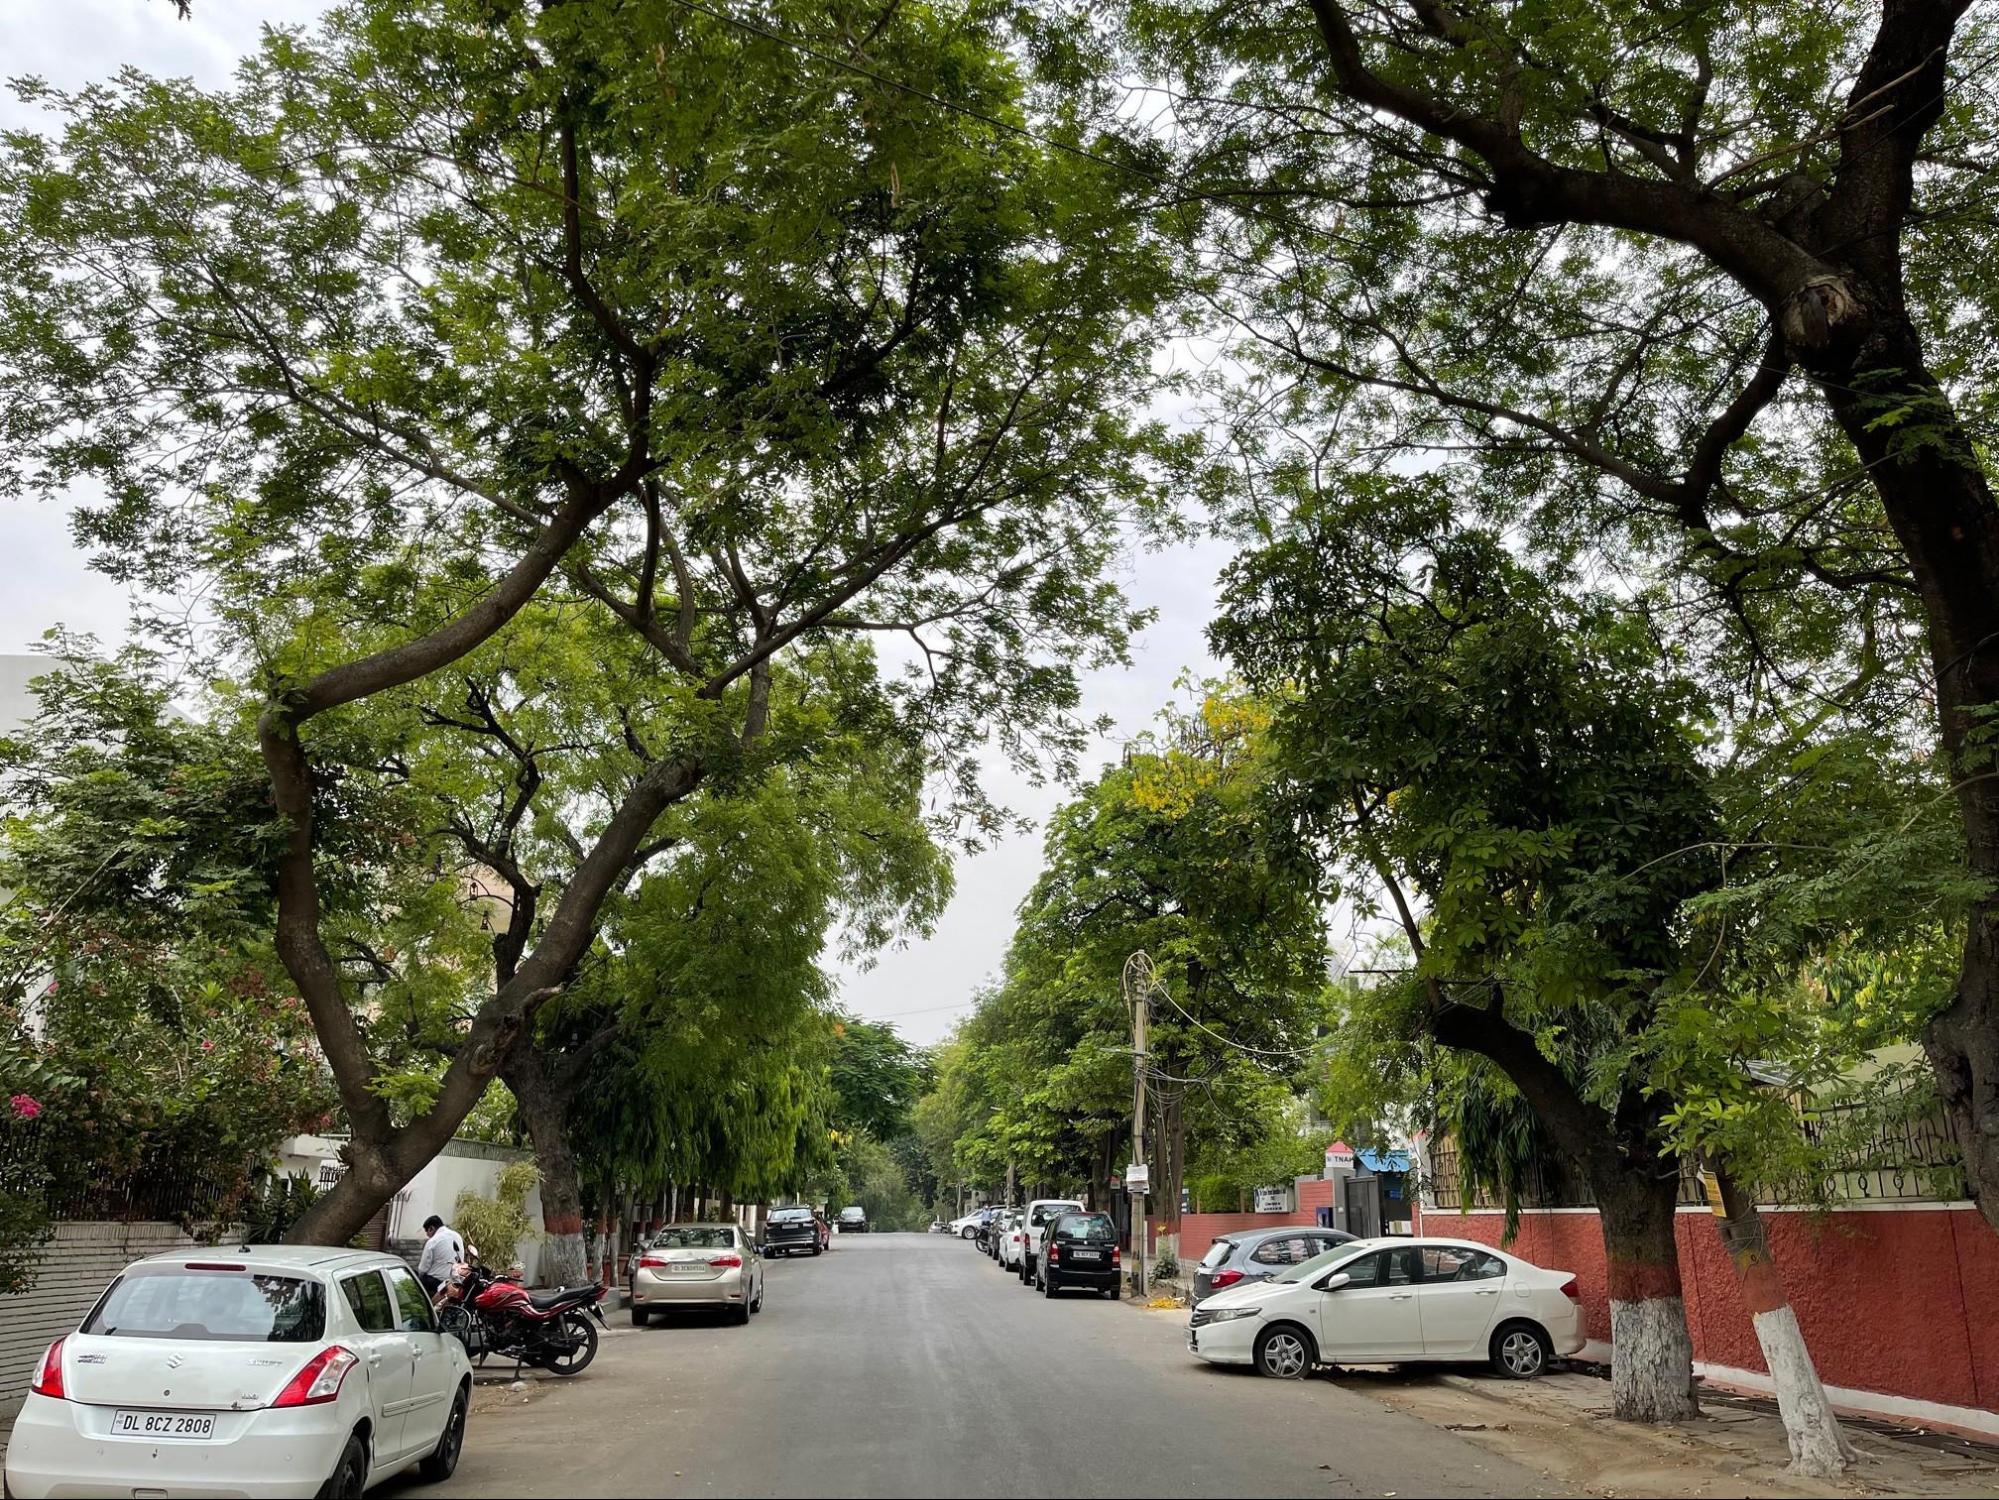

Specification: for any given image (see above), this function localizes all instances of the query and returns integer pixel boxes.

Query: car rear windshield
[1200,1240,1235,1269]
[83,1267,326,1342]
[648,1228,736,1249]
[1055,1213,1114,1241]
[1029,1202,1081,1227]
[768,1209,813,1223]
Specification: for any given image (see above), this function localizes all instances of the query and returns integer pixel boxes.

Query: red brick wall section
[1439,1205,1999,1414]
[1148,1212,1321,1263]
[1298,1178,1334,1216]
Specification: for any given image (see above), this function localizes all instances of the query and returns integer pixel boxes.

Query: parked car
[948,1208,988,1239]
[996,1211,1028,1271]
[1185,1237,1583,1380]
[1016,1197,1085,1286]
[1035,1211,1121,1298]
[630,1224,764,1326]
[1192,1226,1358,1304]
[837,1206,869,1234]
[4,1244,474,1499]
[764,1205,824,1257]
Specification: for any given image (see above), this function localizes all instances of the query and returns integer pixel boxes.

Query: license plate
[670,1262,708,1274]
[112,1410,215,1440]
[1071,1249,1102,1261]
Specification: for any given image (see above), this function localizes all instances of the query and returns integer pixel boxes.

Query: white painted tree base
[543,1231,587,1289]
[1751,1304,1857,1477]
[1609,1294,1699,1422]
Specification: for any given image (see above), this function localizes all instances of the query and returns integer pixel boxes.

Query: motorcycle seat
[528,1286,589,1309]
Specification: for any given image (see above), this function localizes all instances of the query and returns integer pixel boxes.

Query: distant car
[928,1220,944,1233]
[631,1224,764,1326]
[4,1245,473,1499]
[1036,1210,1121,1298]
[996,1211,1027,1271]
[764,1205,824,1257]
[1016,1198,1085,1286]
[948,1209,988,1239]
[1192,1227,1358,1304]
[836,1206,868,1234]
[1186,1238,1584,1380]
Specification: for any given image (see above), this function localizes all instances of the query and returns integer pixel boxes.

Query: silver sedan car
[631,1224,765,1326]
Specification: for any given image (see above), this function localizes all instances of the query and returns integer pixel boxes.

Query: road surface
[386,1232,1569,1499]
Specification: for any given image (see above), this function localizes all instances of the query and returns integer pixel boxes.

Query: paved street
[386,1233,1568,1499]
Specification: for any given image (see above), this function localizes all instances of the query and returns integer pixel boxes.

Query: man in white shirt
[416,1214,464,1294]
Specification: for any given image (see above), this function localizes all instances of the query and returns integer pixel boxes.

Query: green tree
[1123,0,1999,1232]
[1219,520,1723,1420]
[0,0,1183,1243]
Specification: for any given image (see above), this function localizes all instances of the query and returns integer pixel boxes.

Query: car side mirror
[1314,1271,1352,1292]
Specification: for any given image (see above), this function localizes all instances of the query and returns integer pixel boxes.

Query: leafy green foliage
[454,1159,542,1273]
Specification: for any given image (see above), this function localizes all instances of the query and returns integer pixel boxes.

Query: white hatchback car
[5,1245,473,1499]
[1186,1237,1584,1380]
[996,1212,1026,1271]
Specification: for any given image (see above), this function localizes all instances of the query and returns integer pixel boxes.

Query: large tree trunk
[1705,1165,1854,1476]
[1811,322,1999,1229]
[1594,1168,1699,1423]
[503,1050,588,1289]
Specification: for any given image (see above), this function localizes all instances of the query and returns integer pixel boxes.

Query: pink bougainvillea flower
[199,1039,216,1053]
[9,1094,41,1120]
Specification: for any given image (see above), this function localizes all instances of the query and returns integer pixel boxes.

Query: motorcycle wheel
[536,1310,600,1376]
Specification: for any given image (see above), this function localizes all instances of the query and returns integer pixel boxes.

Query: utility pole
[1123,950,1153,1300]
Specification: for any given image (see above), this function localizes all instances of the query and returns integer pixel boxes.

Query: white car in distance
[5,1244,473,1499]
[996,1211,1027,1271]
[1186,1237,1584,1381]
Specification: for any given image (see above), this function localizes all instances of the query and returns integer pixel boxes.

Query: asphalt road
[386,1233,1569,1500]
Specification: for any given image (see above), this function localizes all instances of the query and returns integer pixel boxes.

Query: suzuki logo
[165,1354,184,1370]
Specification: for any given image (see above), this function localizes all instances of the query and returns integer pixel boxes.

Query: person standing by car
[417,1213,464,1294]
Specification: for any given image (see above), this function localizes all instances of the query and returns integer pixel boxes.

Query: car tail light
[638,1254,671,1268]
[272,1346,357,1408]
[1047,1244,1060,1262]
[183,1262,246,1271]
[1112,1247,1121,1267]
[31,1337,66,1400]
[1558,1276,1581,1302]
[708,1253,743,1269]
[1210,1268,1244,1291]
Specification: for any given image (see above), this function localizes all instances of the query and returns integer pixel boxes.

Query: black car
[837,1206,868,1234]
[1036,1211,1120,1298]
[764,1206,823,1256]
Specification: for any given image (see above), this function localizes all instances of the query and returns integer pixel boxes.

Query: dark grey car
[1191,1227,1359,1304]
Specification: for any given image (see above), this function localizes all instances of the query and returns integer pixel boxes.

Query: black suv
[1038,1211,1120,1298]
[765,1206,823,1256]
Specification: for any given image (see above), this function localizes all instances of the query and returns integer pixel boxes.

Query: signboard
[1325,1143,1355,1174]
[1253,1186,1289,1214]
[1124,1163,1150,1193]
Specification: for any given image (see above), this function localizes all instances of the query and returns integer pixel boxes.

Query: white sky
[0,0,1233,1048]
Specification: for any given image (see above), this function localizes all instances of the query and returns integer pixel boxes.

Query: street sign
[1253,1186,1288,1213]
[1125,1163,1150,1192]
[1325,1144,1355,1173]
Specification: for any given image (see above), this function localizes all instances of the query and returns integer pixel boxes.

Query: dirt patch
[1335,1368,1999,1500]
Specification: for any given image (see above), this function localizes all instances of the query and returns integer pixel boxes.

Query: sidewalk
[1121,1296,1999,1498]
[1344,1366,1999,1499]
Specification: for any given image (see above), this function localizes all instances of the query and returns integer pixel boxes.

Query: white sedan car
[996,1212,1027,1271]
[6,1245,473,1499]
[1186,1237,1584,1381]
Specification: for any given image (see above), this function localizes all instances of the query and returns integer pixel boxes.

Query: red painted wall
[1434,1205,1999,1414]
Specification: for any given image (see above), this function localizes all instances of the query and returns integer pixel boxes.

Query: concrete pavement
[385,1232,1570,1499]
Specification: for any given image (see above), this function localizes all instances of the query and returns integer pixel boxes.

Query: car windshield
[1275,1245,1367,1284]
[649,1228,736,1250]
[1199,1240,1235,1269]
[1055,1213,1114,1241]
[83,1267,326,1342]
[769,1209,812,1223]
[1029,1203,1081,1227]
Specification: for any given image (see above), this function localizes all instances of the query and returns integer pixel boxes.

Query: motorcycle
[435,1262,608,1377]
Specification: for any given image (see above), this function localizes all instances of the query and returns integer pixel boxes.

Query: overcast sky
[1,0,1234,1047]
